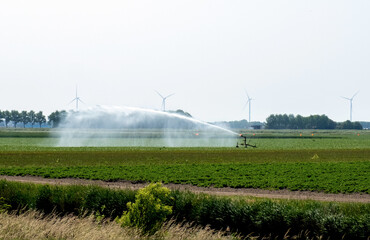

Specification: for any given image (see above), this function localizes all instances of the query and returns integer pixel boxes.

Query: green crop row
[1,161,368,193]
[0,180,368,239]
[1,148,370,167]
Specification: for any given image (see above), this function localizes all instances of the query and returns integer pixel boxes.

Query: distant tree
[170,109,192,118]
[266,114,336,129]
[2,110,11,128]
[48,111,57,128]
[281,114,289,129]
[35,111,46,128]
[287,114,296,129]
[265,114,278,129]
[295,115,304,129]
[337,120,352,129]
[28,110,36,128]
[353,122,363,130]
[20,110,30,128]
[48,110,67,128]
[0,110,3,125]
[318,115,336,129]
[336,120,363,130]
[10,110,21,128]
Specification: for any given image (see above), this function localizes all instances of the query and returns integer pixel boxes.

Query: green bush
[0,197,11,213]
[116,182,173,235]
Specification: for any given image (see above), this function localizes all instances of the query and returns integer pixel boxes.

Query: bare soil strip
[1,175,369,203]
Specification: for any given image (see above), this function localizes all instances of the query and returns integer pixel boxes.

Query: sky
[0,1,369,122]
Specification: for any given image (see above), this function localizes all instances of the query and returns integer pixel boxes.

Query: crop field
[0,128,369,239]
[0,129,369,194]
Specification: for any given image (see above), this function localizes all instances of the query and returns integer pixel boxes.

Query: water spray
[53,106,241,147]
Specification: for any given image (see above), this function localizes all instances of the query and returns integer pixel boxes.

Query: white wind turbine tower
[245,90,254,123]
[341,91,359,121]
[69,86,84,111]
[155,91,175,112]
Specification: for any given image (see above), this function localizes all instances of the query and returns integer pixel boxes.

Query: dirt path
[1,175,369,203]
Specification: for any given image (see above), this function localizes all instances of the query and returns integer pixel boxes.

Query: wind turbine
[69,86,84,111]
[244,90,254,122]
[341,91,359,121]
[155,91,174,112]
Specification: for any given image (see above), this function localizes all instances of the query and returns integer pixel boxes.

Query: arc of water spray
[341,91,359,121]
[54,105,242,147]
[124,106,240,136]
[155,91,175,112]
[69,86,85,111]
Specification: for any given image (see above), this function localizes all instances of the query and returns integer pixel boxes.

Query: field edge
[1,175,369,203]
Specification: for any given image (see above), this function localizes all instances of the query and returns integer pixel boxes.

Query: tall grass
[0,211,235,240]
[0,180,136,217]
[170,191,370,239]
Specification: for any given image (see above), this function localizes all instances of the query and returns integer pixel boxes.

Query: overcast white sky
[0,1,369,122]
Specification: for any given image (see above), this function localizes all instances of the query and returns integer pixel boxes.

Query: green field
[0,129,369,193]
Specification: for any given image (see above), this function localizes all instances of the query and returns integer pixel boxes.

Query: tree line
[0,110,364,130]
[0,110,46,128]
[0,110,68,128]
[265,114,363,130]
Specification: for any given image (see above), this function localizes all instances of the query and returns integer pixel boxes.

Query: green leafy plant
[0,197,11,213]
[95,205,106,223]
[116,182,173,235]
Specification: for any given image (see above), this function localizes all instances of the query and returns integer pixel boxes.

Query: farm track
[1,175,369,203]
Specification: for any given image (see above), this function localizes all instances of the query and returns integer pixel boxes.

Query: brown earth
[1,175,369,203]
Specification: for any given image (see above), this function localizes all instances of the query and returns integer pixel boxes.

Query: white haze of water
[53,106,240,147]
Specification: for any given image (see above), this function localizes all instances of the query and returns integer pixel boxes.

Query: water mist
[53,106,239,147]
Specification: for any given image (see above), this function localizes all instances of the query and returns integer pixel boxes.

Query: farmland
[0,128,369,239]
[0,129,369,193]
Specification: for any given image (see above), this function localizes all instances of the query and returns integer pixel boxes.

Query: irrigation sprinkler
[236,134,257,148]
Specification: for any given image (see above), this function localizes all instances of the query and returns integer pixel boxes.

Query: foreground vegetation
[0,180,368,239]
[0,211,235,240]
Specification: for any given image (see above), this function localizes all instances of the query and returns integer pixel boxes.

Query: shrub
[116,182,173,235]
[0,197,11,213]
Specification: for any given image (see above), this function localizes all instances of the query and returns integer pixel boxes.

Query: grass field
[0,210,235,240]
[0,128,369,193]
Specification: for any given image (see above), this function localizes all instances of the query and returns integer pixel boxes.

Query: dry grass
[0,211,236,240]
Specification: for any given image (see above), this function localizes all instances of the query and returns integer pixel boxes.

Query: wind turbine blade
[78,98,85,104]
[341,96,351,100]
[68,98,76,105]
[352,91,359,99]
[245,90,250,99]
[165,93,175,99]
[242,101,248,109]
[155,90,164,99]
